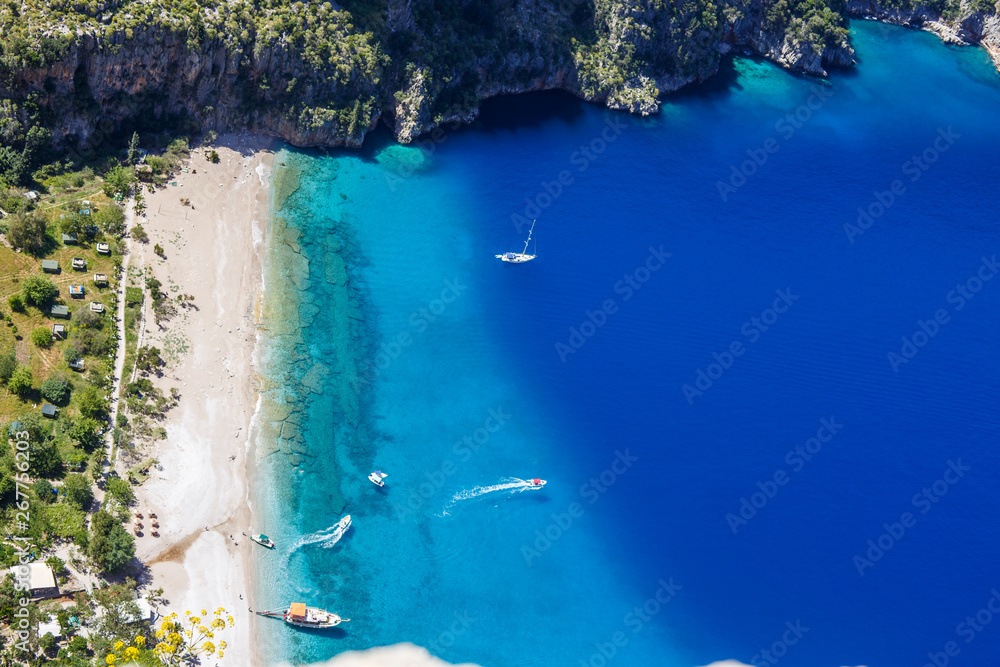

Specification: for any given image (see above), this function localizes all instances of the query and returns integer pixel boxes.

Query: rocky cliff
[0,0,991,152]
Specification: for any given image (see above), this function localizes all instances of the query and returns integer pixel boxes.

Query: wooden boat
[253,603,348,629]
[250,533,275,549]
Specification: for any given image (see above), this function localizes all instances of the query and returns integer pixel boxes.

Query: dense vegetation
[0,0,985,150]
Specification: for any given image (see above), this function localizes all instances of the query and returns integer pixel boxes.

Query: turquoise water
[254,22,1000,667]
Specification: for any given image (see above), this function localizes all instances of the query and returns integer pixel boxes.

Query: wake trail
[442,478,542,515]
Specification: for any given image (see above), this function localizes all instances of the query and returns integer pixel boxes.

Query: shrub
[0,351,15,382]
[30,326,53,348]
[7,294,24,312]
[154,243,165,257]
[32,478,54,502]
[7,366,32,395]
[39,377,69,404]
[6,211,48,255]
[93,204,126,236]
[63,346,81,363]
[130,224,148,242]
[208,150,220,163]
[21,274,58,307]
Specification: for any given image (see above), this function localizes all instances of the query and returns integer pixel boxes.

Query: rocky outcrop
[846,0,1000,69]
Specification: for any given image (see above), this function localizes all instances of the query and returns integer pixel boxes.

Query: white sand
[128,135,274,666]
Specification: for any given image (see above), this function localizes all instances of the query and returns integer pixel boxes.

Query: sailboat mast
[522,220,535,255]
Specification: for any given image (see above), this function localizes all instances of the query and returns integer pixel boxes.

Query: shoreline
[129,134,274,667]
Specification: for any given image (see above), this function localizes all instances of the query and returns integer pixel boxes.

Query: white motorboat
[368,471,388,487]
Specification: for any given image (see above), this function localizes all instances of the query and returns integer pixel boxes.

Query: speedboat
[368,471,388,487]
[251,533,275,549]
[338,515,352,532]
[528,478,546,488]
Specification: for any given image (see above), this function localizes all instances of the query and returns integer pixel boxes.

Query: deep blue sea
[253,21,1000,667]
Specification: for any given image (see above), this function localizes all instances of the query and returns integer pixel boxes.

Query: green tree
[102,161,134,200]
[88,510,135,573]
[39,376,69,404]
[7,294,24,312]
[93,204,125,236]
[63,346,81,363]
[62,473,94,509]
[28,437,62,477]
[105,476,134,505]
[30,326,53,348]
[77,386,108,419]
[0,351,15,382]
[69,417,102,451]
[21,274,58,307]
[32,478,54,502]
[7,211,48,255]
[7,365,32,395]
[127,131,140,165]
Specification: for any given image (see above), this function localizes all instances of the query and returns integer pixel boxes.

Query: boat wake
[289,516,352,552]
[441,478,544,515]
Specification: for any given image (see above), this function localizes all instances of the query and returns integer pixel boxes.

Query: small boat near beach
[250,533,275,549]
[368,471,388,487]
[253,602,349,629]
[495,219,536,263]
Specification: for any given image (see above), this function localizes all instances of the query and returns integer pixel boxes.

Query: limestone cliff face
[846,0,1000,69]
[1,0,989,151]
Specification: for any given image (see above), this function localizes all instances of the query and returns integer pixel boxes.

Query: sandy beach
[125,135,274,667]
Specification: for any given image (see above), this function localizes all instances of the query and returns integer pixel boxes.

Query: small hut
[89,302,105,313]
[41,260,59,273]
[50,305,69,319]
[51,323,66,338]
[72,257,86,270]
[62,232,78,245]
[93,273,108,286]
[96,242,111,255]
[40,404,57,418]
[69,285,84,298]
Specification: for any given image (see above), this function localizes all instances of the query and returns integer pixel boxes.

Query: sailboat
[368,471,388,487]
[496,220,536,263]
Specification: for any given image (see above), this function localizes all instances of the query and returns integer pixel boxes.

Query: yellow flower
[135,636,146,646]
[106,656,116,665]
[184,610,190,615]
[113,641,124,651]
[203,641,215,654]
[199,626,210,635]
[219,641,228,650]
[201,609,207,616]
[124,646,139,659]
[155,629,164,639]
[212,618,225,629]
[189,616,201,625]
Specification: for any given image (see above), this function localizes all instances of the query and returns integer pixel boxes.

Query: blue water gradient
[255,21,1000,667]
